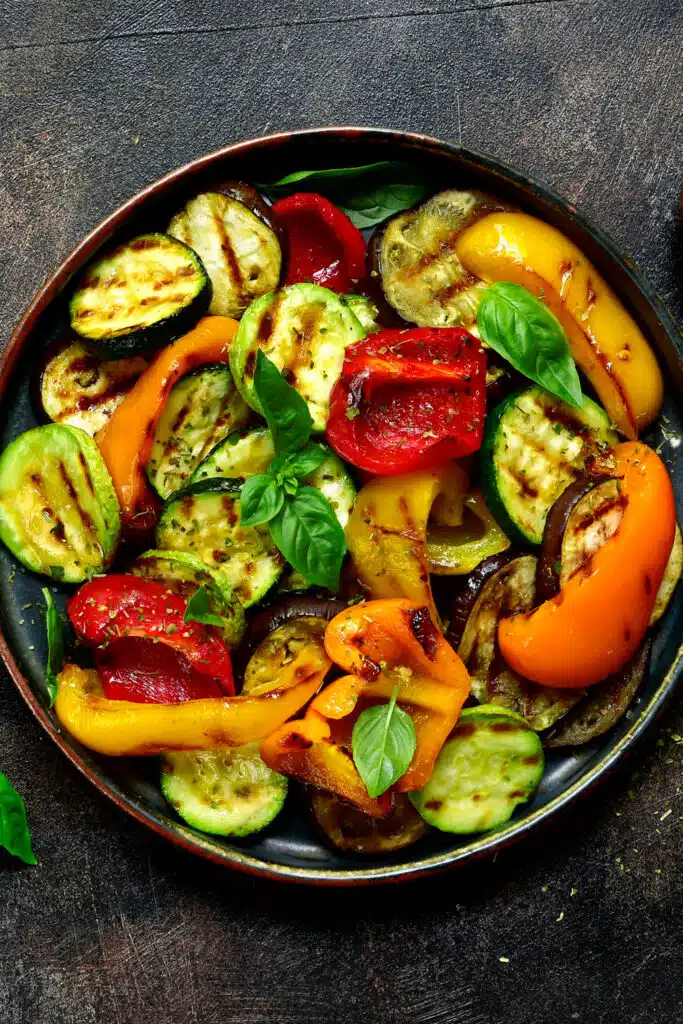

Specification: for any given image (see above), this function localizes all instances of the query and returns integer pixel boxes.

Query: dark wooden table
[1,2,682,1021]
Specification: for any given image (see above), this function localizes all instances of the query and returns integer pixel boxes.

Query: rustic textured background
[1,1,682,1021]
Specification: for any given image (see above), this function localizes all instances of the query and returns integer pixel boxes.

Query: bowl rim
[2,125,682,885]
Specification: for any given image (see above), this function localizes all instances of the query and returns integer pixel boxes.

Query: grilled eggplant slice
[146,364,250,499]
[371,189,507,328]
[651,524,683,626]
[38,339,147,436]
[230,283,365,431]
[69,233,211,357]
[156,478,284,607]
[481,386,618,545]
[311,790,429,853]
[242,617,329,694]
[168,191,282,318]
[0,424,120,582]
[456,554,584,730]
[131,549,245,646]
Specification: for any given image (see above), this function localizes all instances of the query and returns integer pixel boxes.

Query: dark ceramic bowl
[1,128,681,884]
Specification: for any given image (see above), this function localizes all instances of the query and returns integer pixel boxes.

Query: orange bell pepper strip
[498,442,676,688]
[96,316,238,529]
[323,599,471,790]
[54,642,330,756]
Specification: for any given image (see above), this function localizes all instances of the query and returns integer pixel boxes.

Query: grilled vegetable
[243,617,329,693]
[311,790,429,853]
[651,524,683,626]
[146,364,250,499]
[409,707,544,834]
[38,340,147,436]
[481,386,618,545]
[161,744,288,837]
[190,426,356,529]
[426,490,510,575]
[244,593,345,654]
[69,233,211,357]
[535,476,607,602]
[168,191,282,318]
[544,642,650,747]
[229,283,365,431]
[96,636,231,703]
[342,294,380,333]
[156,478,284,607]
[455,554,583,730]
[273,192,366,293]
[0,424,119,582]
[131,549,245,647]
[370,189,506,328]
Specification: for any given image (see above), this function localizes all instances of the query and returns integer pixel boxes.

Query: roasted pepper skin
[272,192,367,293]
[96,316,238,532]
[455,212,664,438]
[499,443,676,688]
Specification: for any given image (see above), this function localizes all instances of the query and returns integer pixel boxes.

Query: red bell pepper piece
[326,327,487,475]
[95,636,227,703]
[272,192,367,293]
[68,575,234,699]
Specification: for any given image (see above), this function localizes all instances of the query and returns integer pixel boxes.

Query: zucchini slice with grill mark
[168,191,282,319]
[481,386,618,545]
[161,744,287,837]
[190,425,356,529]
[410,708,544,834]
[146,364,250,499]
[0,424,120,582]
[131,549,245,646]
[156,478,284,607]
[69,233,211,357]
[230,283,365,431]
[372,189,507,328]
[242,616,329,694]
[39,340,147,436]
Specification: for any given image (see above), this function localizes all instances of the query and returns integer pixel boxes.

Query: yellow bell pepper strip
[54,642,330,756]
[498,443,676,688]
[455,212,664,438]
[345,463,469,623]
[260,709,392,819]
[324,599,471,790]
[426,489,510,574]
[96,316,238,532]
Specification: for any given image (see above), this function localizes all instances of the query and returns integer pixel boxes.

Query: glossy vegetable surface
[272,192,366,292]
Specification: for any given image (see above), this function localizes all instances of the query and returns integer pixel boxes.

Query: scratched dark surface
[1,1,683,1021]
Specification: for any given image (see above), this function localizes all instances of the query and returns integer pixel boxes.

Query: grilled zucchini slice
[341,294,381,333]
[161,744,287,837]
[131,549,245,646]
[156,478,284,607]
[374,190,506,328]
[168,191,282,319]
[410,707,544,834]
[69,233,211,357]
[0,424,120,582]
[190,426,356,529]
[230,283,365,431]
[146,364,250,499]
[481,386,618,545]
[39,340,147,436]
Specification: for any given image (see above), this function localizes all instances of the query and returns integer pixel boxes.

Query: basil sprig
[352,685,417,798]
[0,774,36,865]
[42,587,64,708]
[477,282,583,408]
[259,161,432,230]
[240,351,347,590]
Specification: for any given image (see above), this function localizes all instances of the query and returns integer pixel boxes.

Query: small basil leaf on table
[0,774,36,865]
[269,486,347,591]
[240,473,285,527]
[352,686,417,798]
[477,282,584,408]
[183,586,225,628]
[271,442,328,481]
[253,350,313,456]
[42,587,63,708]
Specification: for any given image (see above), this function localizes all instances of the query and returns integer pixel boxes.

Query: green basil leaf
[271,441,328,481]
[253,350,313,455]
[239,473,284,527]
[0,774,36,865]
[42,587,63,708]
[183,586,225,628]
[259,161,432,229]
[477,282,583,408]
[269,486,347,591]
[352,686,417,798]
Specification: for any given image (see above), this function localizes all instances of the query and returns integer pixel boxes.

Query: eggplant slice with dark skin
[310,789,430,854]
